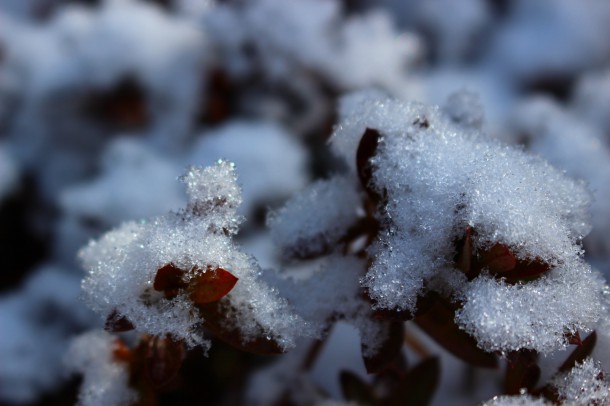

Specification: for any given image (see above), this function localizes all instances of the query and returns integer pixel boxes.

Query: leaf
[387,357,440,406]
[197,301,284,355]
[112,338,133,364]
[105,309,135,332]
[357,128,380,188]
[505,259,550,282]
[362,322,405,374]
[153,263,187,299]
[415,299,498,368]
[340,371,378,406]
[558,331,597,373]
[504,350,540,395]
[144,335,185,388]
[455,226,473,275]
[188,267,238,304]
[478,243,516,274]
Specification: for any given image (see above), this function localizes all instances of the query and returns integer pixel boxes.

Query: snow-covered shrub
[3,0,610,405]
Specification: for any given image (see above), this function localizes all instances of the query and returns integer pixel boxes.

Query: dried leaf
[362,322,405,374]
[357,128,381,203]
[189,267,238,304]
[105,309,135,332]
[340,371,378,405]
[415,299,498,368]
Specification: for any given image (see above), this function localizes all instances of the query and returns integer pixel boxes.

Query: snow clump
[79,160,307,350]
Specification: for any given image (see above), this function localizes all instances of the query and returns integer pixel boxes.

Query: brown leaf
[504,349,540,395]
[188,267,238,304]
[144,335,185,388]
[340,371,378,405]
[362,322,405,374]
[478,243,516,274]
[153,263,187,299]
[415,299,498,369]
[105,309,135,332]
[505,258,550,282]
[357,128,381,202]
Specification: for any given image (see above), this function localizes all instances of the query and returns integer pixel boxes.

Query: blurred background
[1,0,610,404]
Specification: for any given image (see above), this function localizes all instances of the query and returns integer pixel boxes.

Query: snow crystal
[65,330,137,406]
[552,358,610,405]
[331,92,605,353]
[509,97,610,260]
[482,394,550,406]
[456,264,606,353]
[267,176,362,258]
[80,161,306,350]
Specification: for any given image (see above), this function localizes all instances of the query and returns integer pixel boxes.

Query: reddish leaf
[105,309,135,332]
[154,263,187,299]
[559,331,597,373]
[362,322,405,374]
[478,243,516,274]
[188,267,238,304]
[505,259,550,282]
[415,299,498,369]
[340,371,378,405]
[144,335,185,388]
[388,357,440,406]
[505,350,540,395]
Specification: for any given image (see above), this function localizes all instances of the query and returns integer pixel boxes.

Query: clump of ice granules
[330,90,607,354]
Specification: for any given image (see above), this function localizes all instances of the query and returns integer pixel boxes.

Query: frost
[552,358,610,405]
[509,97,610,260]
[80,161,306,350]
[482,394,550,406]
[331,92,605,353]
[456,265,606,353]
[268,176,362,258]
[65,330,137,406]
